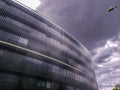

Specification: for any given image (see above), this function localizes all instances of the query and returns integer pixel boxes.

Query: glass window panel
[31,30,39,37]
[6,17,23,27]
[23,24,32,32]
[0,30,8,40]
[0,49,4,56]
[59,68,63,75]
[19,37,28,45]
[0,1,6,6]
[76,88,81,90]
[62,69,66,76]
[6,33,19,41]
[29,79,37,86]
[41,81,46,87]
[10,6,21,14]
[52,65,59,74]
[46,82,51,88]
[37,81,41,87]
[0,73,18,83]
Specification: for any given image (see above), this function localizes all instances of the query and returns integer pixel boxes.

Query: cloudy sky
[17,0,120,90]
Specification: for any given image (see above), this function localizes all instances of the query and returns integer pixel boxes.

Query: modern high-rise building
[0,0,98,90]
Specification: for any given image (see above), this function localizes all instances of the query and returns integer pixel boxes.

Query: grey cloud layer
[37,0,120,50]
[92,34,120,90]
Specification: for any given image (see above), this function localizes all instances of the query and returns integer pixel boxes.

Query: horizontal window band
[0,21,92,74]
[0,40,78,70]
[0,3,91,67]
[0,40,93,80]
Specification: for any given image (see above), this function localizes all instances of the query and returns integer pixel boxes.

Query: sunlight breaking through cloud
[15,0,41,10]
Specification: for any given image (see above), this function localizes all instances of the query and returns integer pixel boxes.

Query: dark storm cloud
[37,0,120,50]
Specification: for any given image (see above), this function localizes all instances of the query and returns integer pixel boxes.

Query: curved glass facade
[0,0,98,90]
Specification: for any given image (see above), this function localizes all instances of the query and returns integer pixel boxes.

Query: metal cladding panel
[0,0,98,90]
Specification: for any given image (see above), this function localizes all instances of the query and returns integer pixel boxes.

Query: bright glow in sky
[16,0,41,9]
[93,34,120,90]
[105,40,118,48]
